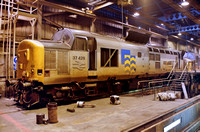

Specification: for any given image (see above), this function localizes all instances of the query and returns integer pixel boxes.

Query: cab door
[87,37,97,77]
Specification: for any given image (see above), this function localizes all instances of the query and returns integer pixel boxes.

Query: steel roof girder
[169,24,200,34]
[159,12,187,22]
[158,9,200,22]
[187,31,200,37]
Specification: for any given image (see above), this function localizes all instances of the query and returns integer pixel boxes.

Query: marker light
[164,119,181,132]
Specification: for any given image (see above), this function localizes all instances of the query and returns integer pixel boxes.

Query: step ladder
[169,62,189,92]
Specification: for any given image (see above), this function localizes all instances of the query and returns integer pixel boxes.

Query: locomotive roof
[68,28,147,48]
[39,28,146,49]
[40,28,179,51]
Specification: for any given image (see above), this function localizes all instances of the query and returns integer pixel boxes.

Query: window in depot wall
[101,48,118,67]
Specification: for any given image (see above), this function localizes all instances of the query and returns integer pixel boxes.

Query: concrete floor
[0,94,196,132]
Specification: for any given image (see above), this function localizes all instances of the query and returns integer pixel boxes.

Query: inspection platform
[0,93,199,132]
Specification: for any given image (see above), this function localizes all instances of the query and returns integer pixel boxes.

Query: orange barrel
[47,102,58,123]
[36,113,45,124]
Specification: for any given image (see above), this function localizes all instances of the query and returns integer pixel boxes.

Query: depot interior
[0,0,200,132]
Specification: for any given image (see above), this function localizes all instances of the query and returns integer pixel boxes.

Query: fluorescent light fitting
[178,32,182,36]
[164,119,181,132]
[181,0,189,6]
[69,14,77,18]
[133,12,140,17]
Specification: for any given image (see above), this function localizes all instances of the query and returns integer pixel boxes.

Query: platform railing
[137,62,177,94]
[179,62,188,80]
[149,62,189,99]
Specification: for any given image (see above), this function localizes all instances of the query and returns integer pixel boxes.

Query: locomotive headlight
[22,71,29,77]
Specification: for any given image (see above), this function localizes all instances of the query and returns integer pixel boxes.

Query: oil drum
[36,113,45,124]
[47,102,58,123]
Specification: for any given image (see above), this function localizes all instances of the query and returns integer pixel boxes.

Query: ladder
[0,0,38,80]
[0,0,16,80]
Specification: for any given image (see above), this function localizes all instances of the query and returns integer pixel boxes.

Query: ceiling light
[133,12,140,17]
[69,14,77,18]
[181,0,189,6]
[190,38,194,41]
[161,23,164,26]
[178,32,182,36]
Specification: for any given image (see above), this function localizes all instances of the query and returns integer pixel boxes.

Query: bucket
[36,113,45,124]
[47,102,58,123]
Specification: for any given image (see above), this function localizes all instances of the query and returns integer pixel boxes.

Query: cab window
[72,37,87,51]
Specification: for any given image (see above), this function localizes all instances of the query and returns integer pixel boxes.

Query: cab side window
[72,37,87,51]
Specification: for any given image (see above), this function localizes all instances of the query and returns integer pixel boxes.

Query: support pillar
[90,18,96,32]
[30,18,37,40]
[37,5,42,40]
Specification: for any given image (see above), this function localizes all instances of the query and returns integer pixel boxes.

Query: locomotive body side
[96,36,149,80]
[42,31,151,85]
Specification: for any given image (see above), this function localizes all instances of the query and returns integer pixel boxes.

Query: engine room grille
[57,51,69,74]
[45,50,56,69]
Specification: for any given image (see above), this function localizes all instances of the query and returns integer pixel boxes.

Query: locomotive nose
[17,40,44,83]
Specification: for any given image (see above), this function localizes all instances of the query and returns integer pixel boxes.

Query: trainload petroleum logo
[121,49,136,73]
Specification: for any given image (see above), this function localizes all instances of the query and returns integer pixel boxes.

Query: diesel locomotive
[14,28,200,107]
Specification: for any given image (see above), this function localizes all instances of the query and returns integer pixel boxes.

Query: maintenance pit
[0,94,199,132]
